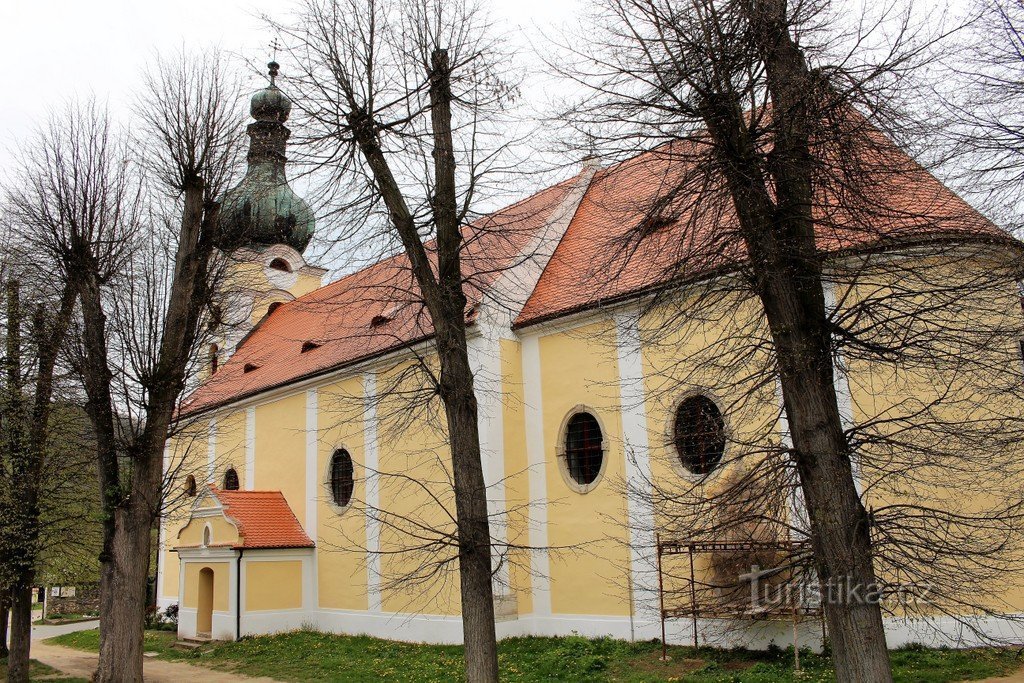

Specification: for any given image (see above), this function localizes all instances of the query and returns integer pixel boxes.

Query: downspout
[235,548,243,641]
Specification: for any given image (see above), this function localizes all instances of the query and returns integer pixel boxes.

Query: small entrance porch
[173,486,315,641]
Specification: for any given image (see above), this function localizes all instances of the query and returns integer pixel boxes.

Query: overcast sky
[0,0,581,170]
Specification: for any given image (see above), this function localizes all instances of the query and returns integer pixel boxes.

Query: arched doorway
[197,567,214,637]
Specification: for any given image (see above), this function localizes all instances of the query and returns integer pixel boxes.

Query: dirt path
[30,641,280,683]
[974,670,1024,683]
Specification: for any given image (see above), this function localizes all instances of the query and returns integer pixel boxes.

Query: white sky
[0,0,582,172]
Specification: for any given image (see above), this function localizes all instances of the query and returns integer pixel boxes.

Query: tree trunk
[6,584,33,683]
[0,587,9,658]
[438,328,499,682]
[689,2,896,677]
[765,287,892,679]
[93,507,153,683]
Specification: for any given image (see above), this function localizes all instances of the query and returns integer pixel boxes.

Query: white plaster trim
[305,389,318,533]
[614,309,659,630]
[775,378,806,541]
[883,613,1024,648]
[362,371,382,613]
[521,335,551,615]
[207,418,217,484]
[245,406,256,489]
[157,444,170,600]
[482,165,597,337]
[467,332,510,592]
[822,280,861,494]
[305,388,320,613]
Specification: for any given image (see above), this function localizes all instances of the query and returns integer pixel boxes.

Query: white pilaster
[157,444,170,602]
[521,334,551,615]
[614,309,659,630]
[362,371,382,612]
[822,280,860,492]
[467,332,510,592]
[305,388,319,610]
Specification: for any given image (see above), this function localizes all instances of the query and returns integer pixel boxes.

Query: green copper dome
[220,62,314,253]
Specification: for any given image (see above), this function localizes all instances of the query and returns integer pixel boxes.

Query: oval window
[330,449,354,509]
[673,395,726,475]
[564,412,604,487]
[223,467,240,491]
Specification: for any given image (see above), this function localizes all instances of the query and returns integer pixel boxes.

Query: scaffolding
[655,535,825,663]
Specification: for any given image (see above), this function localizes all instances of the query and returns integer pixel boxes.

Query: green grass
[0,656,89,681]
[33,613,100,626]
[46,629,1023,682]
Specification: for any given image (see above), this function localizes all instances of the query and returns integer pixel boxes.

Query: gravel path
[29,640,280,682]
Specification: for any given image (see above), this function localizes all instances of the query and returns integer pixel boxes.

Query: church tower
[210,61,326,373]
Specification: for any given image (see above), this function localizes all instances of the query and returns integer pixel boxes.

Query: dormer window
[370,303,403,328]
[267,302,283,316]
[243,363,259,374]
[301,341,321,353]
[269,257,292,273]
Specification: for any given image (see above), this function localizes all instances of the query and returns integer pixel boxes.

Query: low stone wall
[47,584,100,616]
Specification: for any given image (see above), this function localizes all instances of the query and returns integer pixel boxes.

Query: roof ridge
[281,172,588,309]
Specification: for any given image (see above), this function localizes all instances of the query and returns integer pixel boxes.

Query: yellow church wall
[246,560,304,611]
[836,259,1024,615]
[254,391,307,525]
[376,357,462,617]
[182,561,230,611]
[537,319,632,617]
[317,377,369,611]
[161,553,180,602]
[500,338,533,615]
[161,418,211,600]
[175,515,240,548]
[293,271,323,297]
[638,293,784,602]
[215,409,247,491]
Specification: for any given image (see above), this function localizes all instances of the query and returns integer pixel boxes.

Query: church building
[158,64,1024,649]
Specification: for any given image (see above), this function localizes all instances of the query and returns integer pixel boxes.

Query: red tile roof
[216,488,314,549]
[180,120,1019,414]
[180,177,580,416]
[514,130,1015,328]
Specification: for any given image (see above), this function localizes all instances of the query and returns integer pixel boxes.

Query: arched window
[202,525,212,547]
[268,257,292,272]
[223,468,240,491]
[209,344,219,375]
[184,474,197,497]
[673,395,726,475]
[564,412,604,488]
[329,449,354,510]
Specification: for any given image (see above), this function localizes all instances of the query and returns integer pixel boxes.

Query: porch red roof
[215,488,314,549]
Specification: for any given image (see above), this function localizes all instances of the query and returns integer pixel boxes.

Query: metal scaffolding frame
[655,534,825,664]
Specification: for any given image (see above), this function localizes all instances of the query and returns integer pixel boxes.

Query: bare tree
[942,0,1024,231]
[4,50,242,680]
[547,0,1024,678]
[264,0,530,677]
[0,275,76,683]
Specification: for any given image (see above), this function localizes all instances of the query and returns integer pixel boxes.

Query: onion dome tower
[221,61,314,252]
[207,62,326,377]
